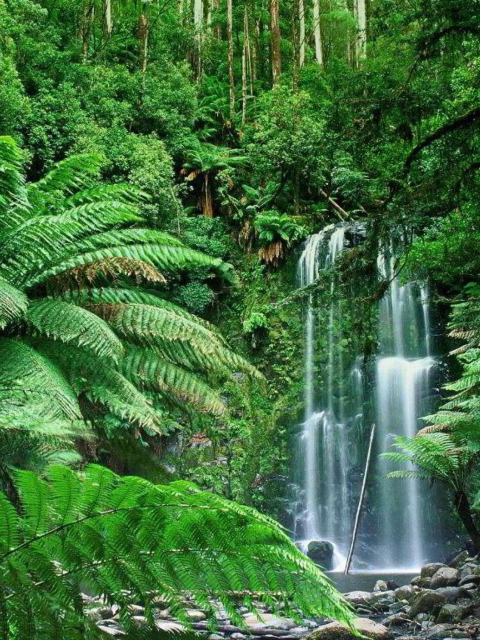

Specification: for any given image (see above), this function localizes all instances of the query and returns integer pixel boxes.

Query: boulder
[394,585,418,603]
[409,590,448,617]
[374,580,390,592]
[450,551,470,569]
[307,541,334,569]
[436,604,467,624]
[411,576,432,588]
[97,626,126,637]
[459,574,480,587]
[155,621,186,633]
[242,613,296,631]
[186,610,207,622]
[307,618,391,640]
[435,587,471,603]
[421,563,447,578]
[343,591,372,606]
[431,567,460,589]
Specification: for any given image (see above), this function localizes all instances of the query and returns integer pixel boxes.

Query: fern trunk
[455,490,480,551]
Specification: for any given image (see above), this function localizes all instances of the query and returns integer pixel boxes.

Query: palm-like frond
[121,346,226,415]
[27,299,124,362]
[0,464,352,639]
[0,278,28,329]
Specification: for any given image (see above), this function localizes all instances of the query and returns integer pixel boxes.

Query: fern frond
[28,154,103,198]
[27,299,124,362]
[0,278,28,329]
[0,339,81,421]
[0,136,30,233]
[121,346,226,416]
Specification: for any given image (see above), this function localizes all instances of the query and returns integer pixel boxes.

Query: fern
[0,278,29,329]
[0,465,353,639]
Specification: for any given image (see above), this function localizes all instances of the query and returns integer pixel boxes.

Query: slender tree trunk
[299,0,305,67]
[104,0,112,36]
[227,0,235,121]
[194,0,203,77]
[355,0,367,63]
[82,2,95,61]
[270,0,281,84]
[202,174,214,217]
[242,8,248,124]
[455,491,480,552]
[138,13,149,77]
[313,0,323,67]
[211,0,221,38]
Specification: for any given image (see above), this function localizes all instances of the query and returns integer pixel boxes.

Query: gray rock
[186,610,207,622]
[306,618,392,640]
[409,591,448,617]
[208,634,225,640]
[460,564,479,580]
[231,634,247,639]
[97,626,126,637]
[412,576,433,588]
[343,591,372,605]
[436,604,467,624]
[382,613,410,626]
[431,567,460,589]
[394,585,418,603]
[459,574,480,587]
[422,564,448,578]
[243,613,296,632]
[307,541,334,570]
[155,621,186,633]
[450,552,470,569]
[374,580,390,592]
[435,587,468,603]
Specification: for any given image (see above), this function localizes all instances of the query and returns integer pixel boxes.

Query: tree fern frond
[25,244,233,289]
[27,299,124,362]
[37,343,162,433]
[0,136,30,233]
[0,277,28,329]
[0,339,81,420]
[28,154,103,199]
[121,346,226,416]
[0,465,353,639]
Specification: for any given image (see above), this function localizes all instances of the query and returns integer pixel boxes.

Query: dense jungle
[1,0,480,637]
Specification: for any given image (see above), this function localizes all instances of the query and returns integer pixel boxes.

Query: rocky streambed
[86,552,480,639]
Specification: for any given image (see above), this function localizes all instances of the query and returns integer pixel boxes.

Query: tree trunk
[104,0,112,36]
[455,490,480,552]
[242,8,248,124]
[202,174,214,218]
[194,0,203,77]
[355,0,367,63]
[138,13,148,77]
[227,0,235,121]
[298,0,305,67]
[313,0,323,67]
[82,2,94,61]
[270,0,281,84]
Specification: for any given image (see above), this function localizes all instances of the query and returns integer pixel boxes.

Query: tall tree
[313,0,323,66]
[227,0,235,119]
[299,0,305,67]
[355,0,367,62]
[104,0,112,36]
[194,0,204,76]
[270,0,281,84]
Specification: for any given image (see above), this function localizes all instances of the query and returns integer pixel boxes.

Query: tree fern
[0,278,28,330]
[0,464,353,639]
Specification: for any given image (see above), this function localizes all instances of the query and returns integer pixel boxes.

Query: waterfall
[373,250,436,570]
[292,226,438,571]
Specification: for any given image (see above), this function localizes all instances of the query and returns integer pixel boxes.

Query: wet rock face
[307,540,335,570]
[430,567,460,589]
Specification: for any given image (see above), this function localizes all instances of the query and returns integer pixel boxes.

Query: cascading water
[292,226,440,571]
[372,251,436,570]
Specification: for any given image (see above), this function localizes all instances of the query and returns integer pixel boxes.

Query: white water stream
[292,226,437,571]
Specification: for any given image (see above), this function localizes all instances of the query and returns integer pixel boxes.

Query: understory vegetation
[1,0,480,635]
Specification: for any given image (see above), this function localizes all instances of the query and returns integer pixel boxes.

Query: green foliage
[0,464,352,639]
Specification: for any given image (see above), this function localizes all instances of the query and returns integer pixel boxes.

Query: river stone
[434,587,470,603]
[412,576,433,588]
[243,613,296,631]
[208,634,225,640]
[450,552,470,569]
[394,585,417,603]
[459,574,480,587]
[307,541,334,569]
[431,567,460,589]
[422,564,448,578]
[155,621,186,633]
[344,591,372,605]
[436,604,467,624]
[374,580,390,592]
[97,626,126,637]
[186,610,207,622]
[409,591,448,617]
[307,618,391,640]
